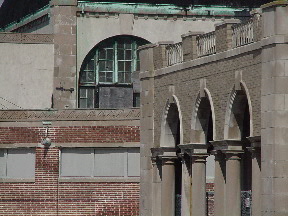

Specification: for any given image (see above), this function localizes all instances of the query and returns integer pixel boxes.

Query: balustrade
[196,32,216,57]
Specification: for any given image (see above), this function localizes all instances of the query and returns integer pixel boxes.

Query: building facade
[139,1,288,216]
[0,0,250,215]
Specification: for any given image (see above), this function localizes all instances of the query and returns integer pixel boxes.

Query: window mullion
[114,41,118,83]
[5,149,7,177]
[95,49,99,84]
[132,41,137,72]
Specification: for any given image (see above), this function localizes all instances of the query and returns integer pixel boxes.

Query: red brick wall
[0,126,140,144]
[206,183,215,216]
[0,147,139,215]
[0,125,140,215]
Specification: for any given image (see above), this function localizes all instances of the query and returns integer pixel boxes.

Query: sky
[0,0,3,7]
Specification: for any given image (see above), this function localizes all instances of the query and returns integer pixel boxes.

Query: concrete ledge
[261,1,288,9]
[57,142,140,148]
[59,177,140,183]
[0,178,35,183]
[0,144,38,148]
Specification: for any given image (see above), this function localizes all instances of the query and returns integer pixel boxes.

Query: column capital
[159,155,178,165]
[224,150,243,160]
[191,153,209,163]
[178,143,208,156]
[211,139,244,152]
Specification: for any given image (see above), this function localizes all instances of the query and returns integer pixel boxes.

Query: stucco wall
[0,43,54,109]
[77,15,224,72]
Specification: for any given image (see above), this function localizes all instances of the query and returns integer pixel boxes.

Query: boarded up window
[61,148,94,177]
[60,148,140,177]
[0,148,35,178]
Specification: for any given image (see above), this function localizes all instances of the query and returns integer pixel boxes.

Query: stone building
[0,0,252,215]
[139,1,288,216]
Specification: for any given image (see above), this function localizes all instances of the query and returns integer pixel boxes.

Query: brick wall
[206,183,215,216]
[0,126,140,144]
[0,125,140,215]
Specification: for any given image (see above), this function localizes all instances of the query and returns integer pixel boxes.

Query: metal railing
[166,42,183,66]
[196,32,216,57]
[232,19,254,48]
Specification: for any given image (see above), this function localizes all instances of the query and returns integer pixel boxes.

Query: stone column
[50,0,77,109]
[151,157,162,216]
[181,154,191,216]
[225,151,243,216]
[160,156,177,216]
[191,154,208,216]
[247,136,261,216]
[212,150,226,216]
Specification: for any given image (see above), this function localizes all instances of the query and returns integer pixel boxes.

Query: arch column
[211,147,226,216]
[159,155,177,216]
[191,153,208,216]
[225,150,243,216]
[247,136,261,216]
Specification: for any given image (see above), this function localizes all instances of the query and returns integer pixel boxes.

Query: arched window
[79,35,149,108]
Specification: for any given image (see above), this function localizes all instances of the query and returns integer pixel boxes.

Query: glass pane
[87,89,94,108]
[0,149,6,177]
[87,60,94,71]
[99,72,106,82]
[125,61,131,72]
[80,88,86,98]
[118,49,124,60]
[99,49,106,59]
[118,61,124,71]
[87,71,95,82]
[106,72,113,83]
[80,71,86,83]
[107,49,113,60]
[99,61,105,71]
[128,148,140,176]
[125,50,132,59]
[125,72,131,83]
[118,42,124,49]
[125,40,132,49]
[106,61,113,71]
[79,98,87,108]
[118,72,124,83]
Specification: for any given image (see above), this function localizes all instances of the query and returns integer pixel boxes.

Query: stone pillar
[181,154,191,216]
[160,156,177,216]
[212,150,226,216]
[225,151,242,216]
[247,136,261,216]
[139,43,157,216]
[151,157,162,216]
[50,0,77,109]
[261,2,288,215]
[191,154,208,216]
[181,31,204,61]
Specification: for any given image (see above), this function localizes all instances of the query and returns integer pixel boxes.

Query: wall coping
[0,108,140,122]
[140,34,288,80]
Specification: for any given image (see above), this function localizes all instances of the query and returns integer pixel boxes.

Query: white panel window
[0,148,35,178]
[61,148,93,177]
[60,148,140,178]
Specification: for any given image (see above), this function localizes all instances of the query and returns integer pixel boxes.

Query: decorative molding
[0,33,54,44]
[0,108,140,122]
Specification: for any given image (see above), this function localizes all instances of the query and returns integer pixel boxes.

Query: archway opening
[227,87,252,215]
[161,101,182,216]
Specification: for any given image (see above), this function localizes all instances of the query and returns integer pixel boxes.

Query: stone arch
[224,82,252,140]
[160,95,183,147]
[191,89,215,146]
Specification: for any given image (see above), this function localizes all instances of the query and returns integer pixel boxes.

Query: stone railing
[166,42,183,66]
[196,32,216,57]
[232,19,254,48]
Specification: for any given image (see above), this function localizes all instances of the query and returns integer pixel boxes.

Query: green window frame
[79,36,148,108]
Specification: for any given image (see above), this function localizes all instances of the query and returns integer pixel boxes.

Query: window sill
[0,178,35,183]
[59,177,140,183]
